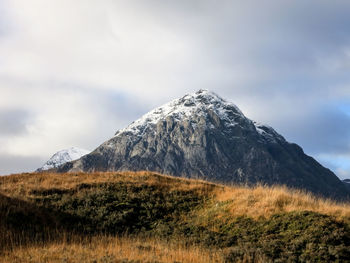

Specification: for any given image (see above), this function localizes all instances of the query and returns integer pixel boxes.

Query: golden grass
[0,171,217,199]
[1,171,350,222]
[1,171,350,262]
[1,235,224,263]
[213,185,350,221]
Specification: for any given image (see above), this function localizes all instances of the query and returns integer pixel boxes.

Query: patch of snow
[253,121,285,143]
[37,147,90,171]
[254,122,268,135]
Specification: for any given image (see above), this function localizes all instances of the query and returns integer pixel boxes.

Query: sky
[0,0,350,179]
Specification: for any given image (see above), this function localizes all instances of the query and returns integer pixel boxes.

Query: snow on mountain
[115,89,244,137]
[37,147,90,172]
[114,89,283,143]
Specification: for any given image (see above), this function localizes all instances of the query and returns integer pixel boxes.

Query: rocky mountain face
[37,147,90,172]
[58,90,350,200]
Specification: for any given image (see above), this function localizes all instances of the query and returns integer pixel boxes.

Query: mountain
[37,147,90,172]
[57,90,350,200]
[343,179,350,192]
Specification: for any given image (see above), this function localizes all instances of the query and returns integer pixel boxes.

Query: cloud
[276,106,350,154]
[0,108,33,135]
[0,79,147,159]
[317,153,350,180]
[0,152,45,175]
[0,1,11,36]
[0,0,350,177]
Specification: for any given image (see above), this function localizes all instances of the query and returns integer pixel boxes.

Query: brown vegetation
[214,185,350,221]
[0,171,216,199]
[1,171,350,262]
[1,171,349,221]
[1,235,223,263]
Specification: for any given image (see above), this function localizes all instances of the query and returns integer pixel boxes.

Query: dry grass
[0,171,216,199]
[213,185,350,221]
[1,171,350,262]
[1,171,350,222]
[1,235,223,263]
[1,171,350,220]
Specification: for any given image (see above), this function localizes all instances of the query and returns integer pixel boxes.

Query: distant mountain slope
[343,179,350,192]
[37,147,90,171]
[58,90,350,200]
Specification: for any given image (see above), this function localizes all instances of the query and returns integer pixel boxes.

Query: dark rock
[343,179,350,192]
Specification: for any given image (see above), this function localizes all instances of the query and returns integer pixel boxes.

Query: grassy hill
[1,171,350,262]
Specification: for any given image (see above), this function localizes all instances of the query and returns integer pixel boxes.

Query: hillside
[57,90,350,200]
[1,171,350,262]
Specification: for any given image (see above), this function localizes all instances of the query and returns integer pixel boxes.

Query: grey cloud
[77,87,150,149]
[274,106,350,155]
[0,109,32,135]
[90,89,148,127]
[0,153,44,175]
[0,1,12,36]
[127,0,350,99]
[1,0,350,177]
[33,83,151,151]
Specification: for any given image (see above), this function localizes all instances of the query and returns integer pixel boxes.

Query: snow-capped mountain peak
[115,89,245,137]
[113,89,283,143]
[37,147,90,172]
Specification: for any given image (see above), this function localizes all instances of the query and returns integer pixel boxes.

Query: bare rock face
[58,90,350,200]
